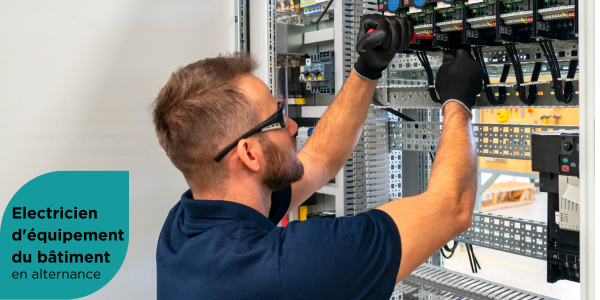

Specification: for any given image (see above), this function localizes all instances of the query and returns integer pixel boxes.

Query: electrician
[154,14,482,300]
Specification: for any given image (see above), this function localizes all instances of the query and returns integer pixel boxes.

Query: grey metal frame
[579,0,596,297]
[234,0,248,52]
[267,0,277,96]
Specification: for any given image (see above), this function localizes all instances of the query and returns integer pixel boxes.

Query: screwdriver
[367,28,432,44]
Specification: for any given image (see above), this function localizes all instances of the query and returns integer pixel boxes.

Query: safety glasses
[214,101,287,162]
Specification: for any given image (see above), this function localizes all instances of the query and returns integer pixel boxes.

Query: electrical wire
[440,241,458,259]
[473,46,510,106]
[372,95,415,121]
[315,0,334,25]
[464,243,482,273]
[415,51,441,104]
[466,243,476,273]
[538,40,578,104]
[504,43,543,106]
[469,244,481,272]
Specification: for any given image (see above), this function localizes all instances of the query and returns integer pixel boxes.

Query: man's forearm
[426,103,477,226]
[299,70,378,179]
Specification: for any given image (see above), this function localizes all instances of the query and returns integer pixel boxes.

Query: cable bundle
[465,243,481,273]
[415,51,441,104]
[504,43,543,106]
[440,241,458,259]
[538,40,578,104]
[473,46,511,106]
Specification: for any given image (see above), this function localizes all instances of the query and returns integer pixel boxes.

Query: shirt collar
[180,189,276,231]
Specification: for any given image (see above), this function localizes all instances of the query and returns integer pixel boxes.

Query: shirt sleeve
[268,185,291,224]
[278,209,401,300]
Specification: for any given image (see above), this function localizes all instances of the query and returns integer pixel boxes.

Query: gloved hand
[354,14,413,80]
[435,47,483,115]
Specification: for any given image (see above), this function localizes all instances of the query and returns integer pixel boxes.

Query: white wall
[0,1,235,298]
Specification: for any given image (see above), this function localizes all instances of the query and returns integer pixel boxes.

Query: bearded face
[258,134,304,192]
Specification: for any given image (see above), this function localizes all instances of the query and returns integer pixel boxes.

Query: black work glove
[435,47,483,115]
[354,14,414,80]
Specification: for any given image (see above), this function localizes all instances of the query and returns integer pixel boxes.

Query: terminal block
[299,51,335,95]
[532,130,580,283]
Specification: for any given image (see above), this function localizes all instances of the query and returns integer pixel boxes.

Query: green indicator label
[563,158,569,163]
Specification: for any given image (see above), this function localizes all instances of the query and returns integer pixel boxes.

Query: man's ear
[236,138,262,172]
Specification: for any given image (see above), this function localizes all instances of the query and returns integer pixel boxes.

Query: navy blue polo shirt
[157,186,401,300]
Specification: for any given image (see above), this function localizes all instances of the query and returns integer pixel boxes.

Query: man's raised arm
[377,48,483,282]
[289,15,413,212]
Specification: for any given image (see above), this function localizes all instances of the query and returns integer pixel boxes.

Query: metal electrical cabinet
[239,0,595,298]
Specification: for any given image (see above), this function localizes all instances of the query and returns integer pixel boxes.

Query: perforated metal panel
[389,121,578,160]
[387,112,402,200]
[342,0,381,216]
[394,264,558,300]
[474,123,578,159]
[346,109,390,216]
[378,80,580,109]
[455,212,548,260]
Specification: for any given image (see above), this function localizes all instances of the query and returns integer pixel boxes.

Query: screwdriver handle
[366,28,432,44]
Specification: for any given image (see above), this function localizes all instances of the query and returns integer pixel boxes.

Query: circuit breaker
[299,50,335,95]
[532,130,580,283]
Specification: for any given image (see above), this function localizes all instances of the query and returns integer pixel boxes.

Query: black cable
[415,51,441,104]
[466,243,475,273]
[473,46,510,106]
[440,241,458,259]
[539,40,578,104]
[505,43,542,106]
[315,0,334,25]
[469,244,481,272]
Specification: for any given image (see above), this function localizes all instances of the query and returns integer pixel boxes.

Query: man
[154,15,482,299]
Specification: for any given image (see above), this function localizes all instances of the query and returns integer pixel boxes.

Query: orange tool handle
[366,28,432,44]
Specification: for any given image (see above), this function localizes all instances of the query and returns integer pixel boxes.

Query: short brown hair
[152,52,260,192]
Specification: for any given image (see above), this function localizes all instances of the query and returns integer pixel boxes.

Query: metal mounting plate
[389,121,578,160]
[456,211,548,261]
[380,81,579,109]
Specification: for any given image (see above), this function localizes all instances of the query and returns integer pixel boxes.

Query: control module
[532,130,580,283]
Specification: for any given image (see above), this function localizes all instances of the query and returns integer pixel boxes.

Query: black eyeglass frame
[214,101,287,162]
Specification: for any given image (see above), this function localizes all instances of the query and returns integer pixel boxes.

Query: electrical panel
[300,50,335,95]
[262,0,587,297]
[532,130,580,283]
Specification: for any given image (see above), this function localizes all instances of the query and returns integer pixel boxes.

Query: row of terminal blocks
[379,0,577,46]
